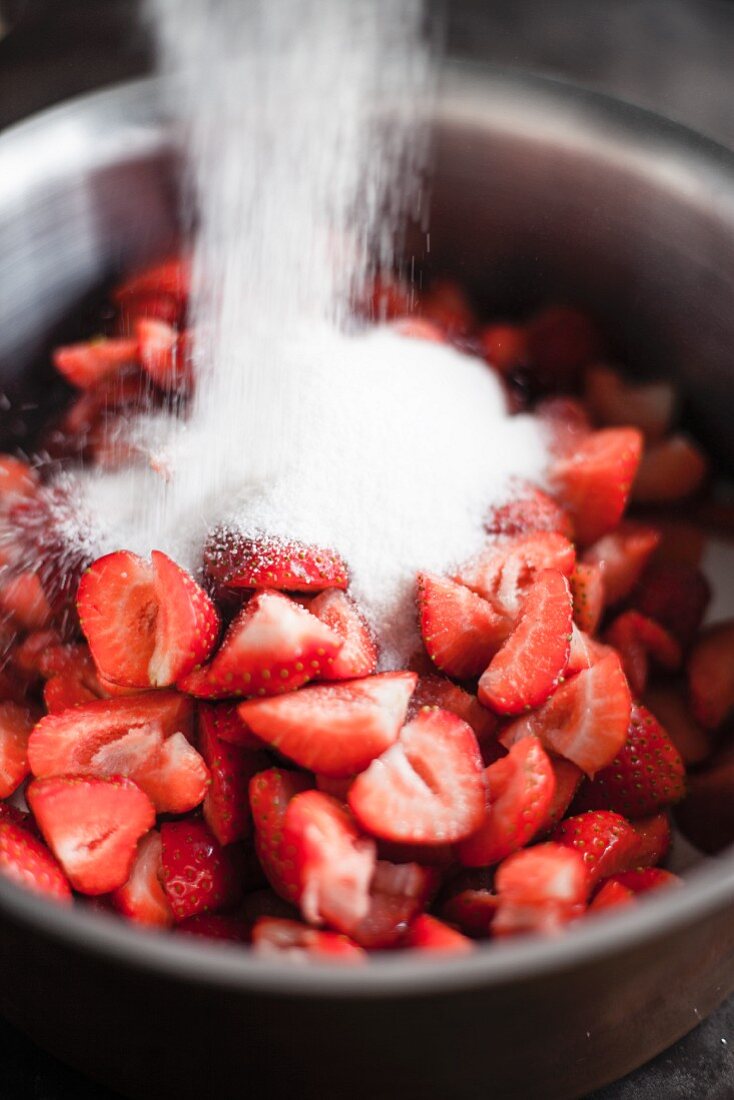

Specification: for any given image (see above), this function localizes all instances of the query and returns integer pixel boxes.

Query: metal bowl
[1,67,734,1100]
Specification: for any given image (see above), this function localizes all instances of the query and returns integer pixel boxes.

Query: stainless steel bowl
[1,67,734,1100]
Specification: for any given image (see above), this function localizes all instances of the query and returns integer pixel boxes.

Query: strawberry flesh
[160,819,243,921]
[0,821,72,903]
[112,829,172,927]
[418,572,510,679]
[404,914,473,953]
[307,589,377,679]
[0,701,36,798]
[199,704,269,845]
[550,428,642,545]
[252,917,366,963]
[249,768,313,903]
[493,842,589,935]
[204,528,348,592]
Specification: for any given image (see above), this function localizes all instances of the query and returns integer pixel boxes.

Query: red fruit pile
[0,258,730,963]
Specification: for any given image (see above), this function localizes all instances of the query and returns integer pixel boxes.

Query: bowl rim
[2,64,734,998]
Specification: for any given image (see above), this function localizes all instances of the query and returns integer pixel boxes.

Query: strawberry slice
[632,435,708,503]
[113,257,190,303]
[589,880,636,912]
[202,702,265,750]
[307,589,377,679]
[583,522,660,606]
[455,531,575,618]
[688,621,734,729]
[0,701,36,798]
[391,316,446,343]
[112,829,173,927]
[501,654,631,777]
[136,319,191,392]
[176,914,249,943]
[204,527,348,592]
[404,914,473,953]
[118,290,181,331]
[252,917,366,963]
[0,821,72,903]
[538,397,592,457]
[417,573,510,679]
[572,702,685,819]
[348,707,486,844]
[485,484,573,540]
[283,790,376,933]
[198,704,268,845]
[479,323,529,377]
[238,671,416,777]
[632,812,671,867]
[643,683,712,767]
[479,569,572,715]
[53,337,139,390]
[604,610,681,695]
[543,757,584,832]
[349,860,438,949]
[583,364,675,442]
[0,571,52,631]
[0,455,39,505]
[249,768,313,903]
[458,737,555,867]
[28,775,155,894]
[553,810,642,887]
[410,675,499,754]
[607,868,681,894]
[493,842,589,935]
[632,561,710,650]
[569,562,604,635]
[160,819,243,921]
[179,590,341,700]
[43,673,99,714]
[549,428,642,545]
[439,870,498,938]
[565,626,613,677]
[148,550,221,686]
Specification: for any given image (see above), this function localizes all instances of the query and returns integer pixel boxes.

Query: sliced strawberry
[148,550,220,685]
[43,673,99,714]
[0,821,71,903]
[113,257,190,303]
[550,428,642,545]
[604,610,681,696]
[485,484,573,540]
[0,571,52,630]
[455,531,575,618]
[204,528,348,592]
[493,842,589,935]
[526,305,601,388]
[569,562,604,635]
[12,629,64,677]
[160,819,243,921]
[632,561,710,650]
[583,522,660,607]
[283,790,376,933]
[177,914,249,943]
[458,737,555,867]
[249,768,313,903]
[583,365,675,442]
[349,860,438,949]
[565,626,615,677]
[307,589,377,680]
[53,338,139,389]
[404,914,473,953]
[501,654,631,777]
[419,279,474,335]
[117,290,181,331]
[479,569,572,715]
[28,774,155,894]
[632,435,708,503]
[391,317,446,343]
[643,683,712,766]
[204,702,265,750]
[439,871,498,938]
[410,675,499,756]
[553,810,642,887]
[608,868,681,894]
[252,917,366,963]
[179,590,341,700]
[198,704,268,845]
[136,319,191,392]
[479,323,529,377]
[238,671,416,777]
[589,880,636,912]
[112,829,173,927]
[537,397,592,457]
[0,701,36,798]
[417,573,509,679]
[631,813,671,867]
[543,757,584,832]
[688,621,734,729]
[0,455,39,505]
[348,707,486,844]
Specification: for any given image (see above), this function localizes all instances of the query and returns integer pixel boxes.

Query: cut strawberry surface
[485,484,573,540]
[479,569,572,715]
[608,868,681,894]
[348,707,486,844]
[493,842,589,936]
[204,528,349,592]
[569,562,604,636]
[252,917,366,963]
[204,702,265,749]
[550,428,642,545]
[439,874,498,939]
[112,829,173,927]
[113,257,190,304]
[631,813,671,868]
[249,768,313,903]
[502,654,631,777]
[455,531,575,618]
[583,522,660,606]
[543,757,584,832]
[458,737,555,867]
[633,561,710,650]
[553,810,642,887]
[179,590,341,700]
[0,821,72,903]
[199,704,268,845]
[148,550,220,685]
[160,819,243,921]
[53,338,140,390]
[348,859,438,949]
[307,589,377,680]
[565,626,613,677]
[590,880,636,912]
[28,775,155,895]
[0,701,36,798]
[43,673,99,714]
[688,621,734,729]
[238,671,416,777]
[604,610,681,696]
[118,290,181,331]
[136,318,190,392]
[404,914,473,953]
[418,572,509,679]
[410,675,499,753]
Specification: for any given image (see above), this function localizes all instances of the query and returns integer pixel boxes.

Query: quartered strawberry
[538,397,592,457]
[632,561,710,650]
[204,702,265,750]
[199,704,268,845]
[112,829,173,927]
[283,790,376,933]
[458,737,555,867]
[113,257,190,304]
[589,879,636,912]
[160,819,243,921]
[0,701,36,798]
[688,621,734,729]
[417,573,509,679]
[348,860,438,949]
[455,531,576,619]
[348,707,486,844]
[117,290,181,332]
[53,337,139,389]
[0,821,72,903]
[604,610,681,696]
[179,590,341,700]
[410,675,499,757]
[0,455,39,505]
[565,626,614,677]
[525,305,600,388]
[501,654,631,777]
[583,522,660,607]
[479,323,529,377]
[553,810,642,887]
[632,435,708,504]
[439,871,498,938]
[249,768,313,903]
[238,671,416,777]
[203,527,348,592]
[43,673,99,714]
[643,683,713,766]
[479,569,572,715]
[0,571,52,631]
[583,364,675,442]
[28,774,155,895]
[252,917,366,963]
[631,812,671,867]
[549,428,642,546]
[569,562,604,635]
[136,319,191,392]
[177,914,249,943]
[543,757,584,832]
[608,868,681,894]
[493,842,589,936]
[404,914,473,954]
[485,484,573,540]
[307,589,377,679]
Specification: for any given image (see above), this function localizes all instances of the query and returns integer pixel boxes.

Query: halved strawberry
[117,290,181,332]
[589,880,636,912]
[404,914,473,953]
[176,914,249,943]
[583,364,675,442]
[0,821,71,903]
[543,757,584,832]
[43,673,99,714]
[203,702,265,749]
[238,671,416,777]
[136,319,191,392]
[348,707,486,844]
[632,561,710,650]
[410,675,499,756]
[0,571,52,631]
[631,812,671,867]
[12,629,63,677]
[198,704,268,845]
[632,435,708,503]
[439,870,498,938]
[643,683,712,766]
[349,860,438,949]
[569,562,604,635]
[204,528,348,592]
[501,653,631,777]
[608,868,681,894]
[0,701,36,798]
[112,829,173,927]
[455,531,575,618]
[53,338,139,390]
[113,257,190,304]
[604,610,681,695]
[479,323,529,377]
[458,737,555,867]
[525,305,601,389]
[252,917,366,963]
[28,774,155,894]
[688,621,734,728]
[307,589,377,679]
[283,790,376,933]
[249,768,313,903]
[160,819,243,921]
[417,573,509,679]
[537,397,592,457]
[553,810,642,887]
[565,626,613,677]
[549,428,642,546]
[479,569,572,715]
[583,522,660,607]
[485,484,573,540]
[0,455,39,504]
[493,842,589,935]
[179,591,341,700]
